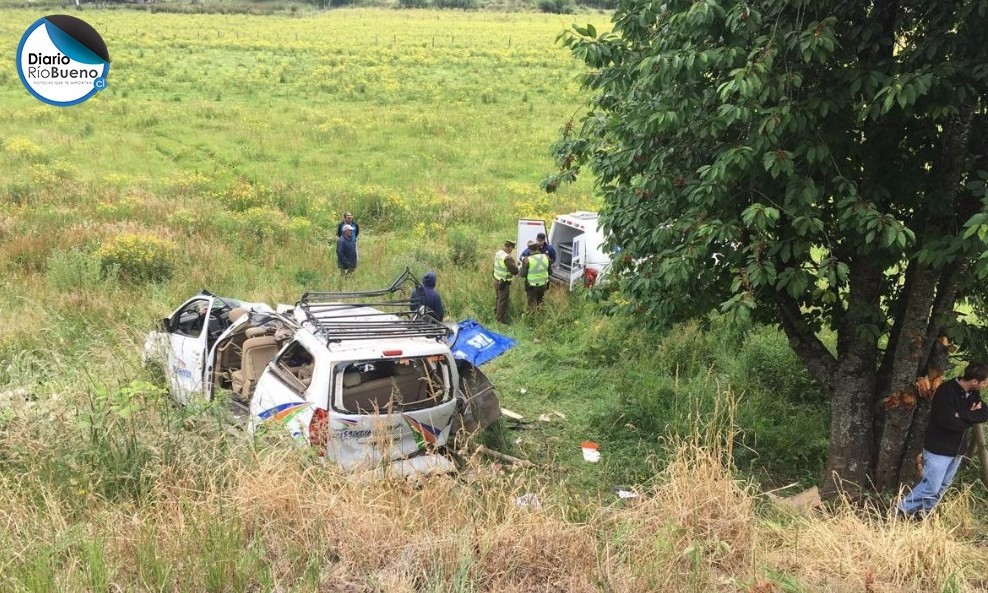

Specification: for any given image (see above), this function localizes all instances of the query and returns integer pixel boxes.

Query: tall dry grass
[2,381,986,592]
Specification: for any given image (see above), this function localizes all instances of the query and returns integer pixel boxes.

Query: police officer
[493,240,519,323]
[521,232,556,270]
[521,240,550,310]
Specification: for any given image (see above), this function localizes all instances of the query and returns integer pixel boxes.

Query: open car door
[568,235,586,290]
[451,359,501,436]
[164,295,216,404]
[517,219,546,253]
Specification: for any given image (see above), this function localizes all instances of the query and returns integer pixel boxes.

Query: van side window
[270,341,316,394]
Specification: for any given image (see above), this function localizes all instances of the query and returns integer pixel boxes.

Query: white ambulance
[517,210,612,290]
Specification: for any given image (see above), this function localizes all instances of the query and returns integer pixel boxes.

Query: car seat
[230,335,281,399]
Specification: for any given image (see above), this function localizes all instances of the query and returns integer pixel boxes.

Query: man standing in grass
[337,224,357,275]
[410,271,445,322]
[336,212,360,244]
[897,361,988,519]
[520,240,550,311]
[493,240,519,323]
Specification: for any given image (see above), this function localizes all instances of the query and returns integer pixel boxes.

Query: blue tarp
[450,319,516,366]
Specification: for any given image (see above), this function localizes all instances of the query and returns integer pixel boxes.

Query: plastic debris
[581,441,600,463]
[514,493,542,511]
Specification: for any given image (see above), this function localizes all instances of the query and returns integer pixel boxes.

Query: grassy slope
[1,8,987,592]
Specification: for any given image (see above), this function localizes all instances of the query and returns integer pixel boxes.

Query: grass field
[1,7,988,592]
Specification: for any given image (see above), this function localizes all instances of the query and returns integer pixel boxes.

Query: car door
[166,296,215,404]
[250,336,315,442]
[569,234,586,290]
[516,219,546,254]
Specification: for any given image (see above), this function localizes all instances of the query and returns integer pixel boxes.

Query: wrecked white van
[143,270,502,476]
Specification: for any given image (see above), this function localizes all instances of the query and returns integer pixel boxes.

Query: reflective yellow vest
[527,253,550,287]
[493,249,513,282]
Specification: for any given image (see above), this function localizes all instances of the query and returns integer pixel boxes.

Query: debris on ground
[766,486,821,515]
[471,444,534,468]
[501,407,524,420]
[581,441,600,463]
[513,493,542,511]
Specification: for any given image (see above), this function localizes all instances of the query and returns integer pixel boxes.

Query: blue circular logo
[16,15,110,107]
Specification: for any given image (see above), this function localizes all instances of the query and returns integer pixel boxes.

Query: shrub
[352,185,410,231]
[398,0,430,7]
[95,233,176,282]
[219,178,269,212]
[537,0,574,13]
[46,249,117,292]
[435,0,477,8]
[732,324,821,404]
[447,228,476,267]
[4,137,45,161]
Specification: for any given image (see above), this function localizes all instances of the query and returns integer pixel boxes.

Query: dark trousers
[526,284,547,310]
[494,280,511,323]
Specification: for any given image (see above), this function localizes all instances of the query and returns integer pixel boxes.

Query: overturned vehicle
[143,270,509,476]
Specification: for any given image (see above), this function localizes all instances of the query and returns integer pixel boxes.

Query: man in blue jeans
[897,361,988,519]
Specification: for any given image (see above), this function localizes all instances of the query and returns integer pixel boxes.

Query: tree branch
[775,292,837,393]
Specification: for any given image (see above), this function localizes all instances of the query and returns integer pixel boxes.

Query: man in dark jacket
[335,212,360,242]
[520,232,556,269]
[410,271,445,321]
[336,224,357,274]
[897,361,988,518]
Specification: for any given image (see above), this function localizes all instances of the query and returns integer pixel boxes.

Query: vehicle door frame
[569,234,586,290]
[164,295,216,404]
[516,219,546,255]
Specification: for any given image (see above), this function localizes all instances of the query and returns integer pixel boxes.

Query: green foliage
[446,227,477,267]
[238,206,311,243]
[434,0,478,8]
[352,184,411,232]
[219,178,270,212]
[538,0,573,14]
[95,233,176,283]
[77,381,166,503]
[45,249,118,292]
[552,0,988,333]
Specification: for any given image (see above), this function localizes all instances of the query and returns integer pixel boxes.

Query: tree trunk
[892,104,974,487]
[822,257,883,499]
[873,263,938,490]
[898,270,961,484]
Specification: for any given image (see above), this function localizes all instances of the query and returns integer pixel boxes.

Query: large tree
[548,0,988,496]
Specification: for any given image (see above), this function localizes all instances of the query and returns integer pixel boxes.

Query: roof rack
[298,269,451,343]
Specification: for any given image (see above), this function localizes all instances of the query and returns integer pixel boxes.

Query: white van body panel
[545,211,612,290]
[516,219,546,252]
